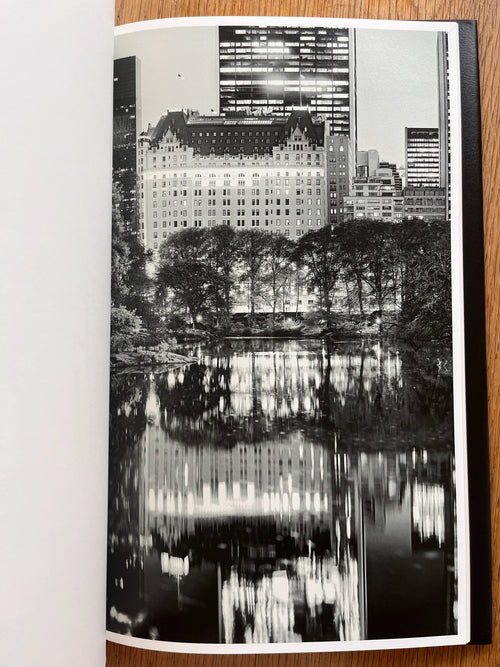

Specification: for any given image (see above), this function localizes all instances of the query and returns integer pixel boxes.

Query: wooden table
[108,0,499,664]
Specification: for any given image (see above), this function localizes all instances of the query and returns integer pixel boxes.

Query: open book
[1,9,491,666]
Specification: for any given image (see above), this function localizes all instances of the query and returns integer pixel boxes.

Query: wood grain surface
[108,1,499,665]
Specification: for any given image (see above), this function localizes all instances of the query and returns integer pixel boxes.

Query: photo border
[108,15,469,654]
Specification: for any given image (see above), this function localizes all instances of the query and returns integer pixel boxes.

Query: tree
[235,229,269,324]
[206,225,238,328]
[397,218,451,339]
[262,234,294,326]
[111,183,153,350]
[111,183,132,306]
[293,227,342,328]
[156,228,217,327]
[359,220,398,318]
[110,306,143,352]
[335,221,369,315]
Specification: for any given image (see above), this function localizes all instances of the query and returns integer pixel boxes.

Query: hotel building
[137,109,328,251]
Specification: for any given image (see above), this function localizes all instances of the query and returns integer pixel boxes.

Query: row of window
[145,170,321,180]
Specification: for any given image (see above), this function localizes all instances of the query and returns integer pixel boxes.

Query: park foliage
[110,185,452,353]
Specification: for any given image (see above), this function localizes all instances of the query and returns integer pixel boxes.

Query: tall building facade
[379,161,403,194]
[403,186,446,221]
[326,135,354,224]
[405,128,440,188]
[137,109,328,251]
[218,25,357,223]
[344,164,404,222]
[356,150,379,178]
[219,26,356,139]
[437,32,450,218]
[113,56,141,229]
[343,192,404,222]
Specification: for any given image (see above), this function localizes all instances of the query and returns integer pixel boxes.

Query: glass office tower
[113,56,141,230]
[219,25,357,142]
[405,128,440,188]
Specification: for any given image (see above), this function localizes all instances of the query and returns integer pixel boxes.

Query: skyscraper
[405,128,440,188]
[218,25,357,225]
[113,56,141,229]
[356,150,380,178]
[218,25,357,143]
[437,32,450,218]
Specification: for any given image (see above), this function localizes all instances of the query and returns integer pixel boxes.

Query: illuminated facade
[379,161,403,194]
[326,135,354,224]
[138,109,328,251]
[405,127,440,188]
[218,25,357,225]
[403,186,446,221]
[437,32,451,218]
[218,26,356,140]
[344,173,404,222]
[113,56,140,229]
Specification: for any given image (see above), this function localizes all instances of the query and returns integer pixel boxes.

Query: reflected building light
[305,492,311,511]
[160,553,189,577]
[283,492,289,512]
[219,481,227,505]
[145,388,160,425]
[272,571,289,604]
[166,491,173,513]
[412,481,445,546]
[263,491,270,513]
[314,492,321,512]
[203,483,211,505]
[247,482,255,504]
[148,488,155,512]
[157,491,163,513]
[187,492,194,515]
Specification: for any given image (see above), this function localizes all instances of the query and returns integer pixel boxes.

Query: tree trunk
[356,274,364,315]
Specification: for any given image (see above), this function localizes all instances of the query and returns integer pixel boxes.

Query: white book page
[0,1,114,665]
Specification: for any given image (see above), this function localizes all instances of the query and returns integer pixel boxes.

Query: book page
[106,17,469,653]
[0,1,114,665]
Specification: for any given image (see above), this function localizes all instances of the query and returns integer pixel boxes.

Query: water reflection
[107,340,456,643]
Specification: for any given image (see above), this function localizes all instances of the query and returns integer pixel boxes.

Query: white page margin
[0,1,114,665]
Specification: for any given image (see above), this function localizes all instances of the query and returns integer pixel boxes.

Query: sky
[115,24,439,168]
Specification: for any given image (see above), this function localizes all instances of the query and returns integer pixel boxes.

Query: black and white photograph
[106,17,468,652]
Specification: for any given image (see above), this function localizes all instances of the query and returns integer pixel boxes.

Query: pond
[107,338,456,644]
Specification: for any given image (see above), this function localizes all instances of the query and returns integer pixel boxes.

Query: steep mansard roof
[140,109,325,155]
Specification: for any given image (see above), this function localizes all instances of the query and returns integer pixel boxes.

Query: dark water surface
[107,339,456,644]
